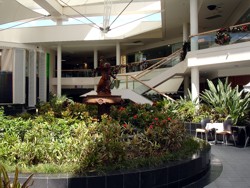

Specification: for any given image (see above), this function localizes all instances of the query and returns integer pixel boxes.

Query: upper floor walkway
[52,23,250,100]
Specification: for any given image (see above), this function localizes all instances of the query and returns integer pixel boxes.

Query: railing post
[126,75,128,89]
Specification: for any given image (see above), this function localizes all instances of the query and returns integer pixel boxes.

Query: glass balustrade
[197,30,250,50]
[54,69,93,77]
[114,50,182,95]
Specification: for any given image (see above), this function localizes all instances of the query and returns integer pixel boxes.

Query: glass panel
[197,30,250,50]
[115,50,182,95]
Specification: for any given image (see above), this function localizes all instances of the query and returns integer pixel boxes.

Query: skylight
[1,0,161,30]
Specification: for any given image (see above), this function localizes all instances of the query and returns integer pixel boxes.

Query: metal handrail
[189,22,250,38]
[130,75,175,101]
[117,49,183,101]
[134,49,182,79]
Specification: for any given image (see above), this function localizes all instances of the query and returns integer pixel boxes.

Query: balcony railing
[54,50,182,78]
[53,49,182,100]
[55,69,93,77]
[190,22,250,50]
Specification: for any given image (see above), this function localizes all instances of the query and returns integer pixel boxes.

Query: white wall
[187,41,250,67]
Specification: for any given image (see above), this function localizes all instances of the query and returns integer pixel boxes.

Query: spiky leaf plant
[0,164,33,188]
[200,78,250,124]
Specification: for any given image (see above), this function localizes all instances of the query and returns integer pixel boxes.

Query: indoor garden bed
[0,95,211,188]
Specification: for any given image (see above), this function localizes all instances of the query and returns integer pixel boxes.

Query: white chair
[195,118,210,142]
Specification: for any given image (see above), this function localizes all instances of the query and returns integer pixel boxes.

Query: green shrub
[0,97,203,174]
[200,78,250,124]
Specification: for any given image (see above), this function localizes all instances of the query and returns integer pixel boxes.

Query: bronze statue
[93,57,116,95]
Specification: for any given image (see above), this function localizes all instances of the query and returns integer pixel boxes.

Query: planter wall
[184,122,201,137]
[15,147,211,188]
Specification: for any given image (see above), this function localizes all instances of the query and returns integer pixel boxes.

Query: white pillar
[190,0,199,51]
[183,22,189,42]
[190,0,199,103]
[28,50,37,107]
[94,49,98,68]
[184,75,190,97]
[38,52,47,102]
[13,48,26,104]
[57,45,62,97]
[1,49,13,71]
[191,67,199,103]
[116,42,120,66]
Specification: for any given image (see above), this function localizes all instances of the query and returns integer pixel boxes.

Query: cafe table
[205,123,224,144]
[205,123,224,131]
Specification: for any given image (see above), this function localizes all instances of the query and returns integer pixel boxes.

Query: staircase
[114,49,187,102]
[83,50,187,104]
[132,60,187,95]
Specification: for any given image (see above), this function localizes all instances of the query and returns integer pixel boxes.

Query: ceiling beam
[34,0,63,17]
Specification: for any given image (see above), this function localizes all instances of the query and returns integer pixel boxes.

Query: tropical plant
[0,96,204,174]
[163,91,209,123]
[0,164,33,188]
[110,102,173,129]
[37,94,74,118]
[200,78,250,124]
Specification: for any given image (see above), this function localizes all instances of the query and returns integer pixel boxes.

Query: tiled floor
[187,143,250,188]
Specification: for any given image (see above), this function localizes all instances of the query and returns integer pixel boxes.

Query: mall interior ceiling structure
[0,0,250,104]
[0,0,247,59]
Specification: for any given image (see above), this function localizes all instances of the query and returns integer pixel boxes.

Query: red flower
[149,125,153,129]
[133,114,138,119]
[154,117,158,121]
[242,25,247,31]
[123,123,127,128]
[167,117,171,121]
[119,107,125,111]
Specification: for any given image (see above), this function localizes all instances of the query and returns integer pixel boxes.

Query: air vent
[206,15,222,20]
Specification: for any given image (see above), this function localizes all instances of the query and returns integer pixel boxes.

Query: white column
[38,52,47,102]
[191,67,199,103]
[28,50,37,107]
[94,49,98,68]
[1,49,13,71]
[190,0,199,51]
[13,48,26,104]
[116,42,120,66]
[93,49,98,92]
[57,45,62,97]
[183,22,189,42]
[184,75,190,97]
[190,0,199,103]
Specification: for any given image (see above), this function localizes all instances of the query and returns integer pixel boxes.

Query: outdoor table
[205,123,224,144]
[206,123,224,131]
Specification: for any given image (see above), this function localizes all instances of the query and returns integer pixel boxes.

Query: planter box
[13,147,211,188]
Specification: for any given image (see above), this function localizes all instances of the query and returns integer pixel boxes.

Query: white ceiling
[0,0,249,58]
